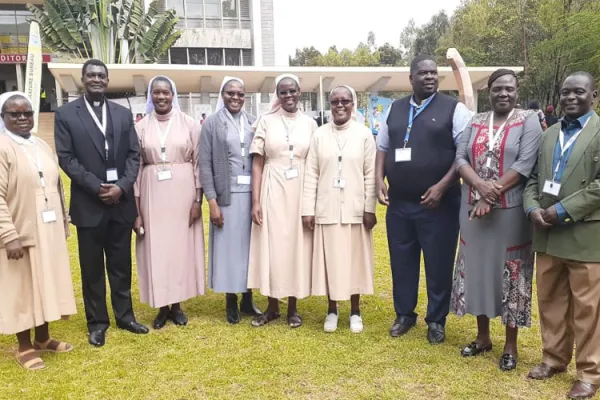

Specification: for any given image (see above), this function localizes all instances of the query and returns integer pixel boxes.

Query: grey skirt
[450,201,534,328]
[208,192,252,293]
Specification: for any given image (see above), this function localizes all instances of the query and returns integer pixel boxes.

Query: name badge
[486,157,493,168]
[157,170,173,181]
[237,175,251,185]
[41,209,57,223]
[284,168,299,180]
[543,180,561,196]
[333,178,346,188]
[395,148,412,162]
[106,168,118,182]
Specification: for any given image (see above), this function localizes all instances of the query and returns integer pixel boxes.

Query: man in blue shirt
[523,71,600,400]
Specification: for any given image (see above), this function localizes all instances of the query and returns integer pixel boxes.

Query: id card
[157,170,173,181]
[41,209,57,223]
[284,168,299,180]
[543,180,561,196]
[106,168,118,182]
[395,148,412,162]
[333,178,346,188]
[237,175,251,185]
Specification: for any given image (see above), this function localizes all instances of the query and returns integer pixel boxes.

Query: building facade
[0,1,57,110]
[157,0,276,117]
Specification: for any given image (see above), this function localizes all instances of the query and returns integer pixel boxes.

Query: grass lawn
[0,177,575,399]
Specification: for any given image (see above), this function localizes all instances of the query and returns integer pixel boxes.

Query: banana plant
[27,0,182,63]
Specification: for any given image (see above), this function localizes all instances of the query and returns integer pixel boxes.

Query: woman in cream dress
[248,74,317,328]
[302,86,377,333]
[0,92,76,370]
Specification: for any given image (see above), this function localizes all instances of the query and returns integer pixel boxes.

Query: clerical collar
[85,95,104,107]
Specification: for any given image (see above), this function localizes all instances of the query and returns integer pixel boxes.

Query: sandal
[287,313,303,329]
[251,311,281,327]
[460,341,492,357]
[34,338,74,353]
[15,349,45,371]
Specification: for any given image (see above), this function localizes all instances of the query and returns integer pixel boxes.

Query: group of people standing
[0,56,598,400]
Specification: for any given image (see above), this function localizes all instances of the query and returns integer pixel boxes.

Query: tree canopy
[289,0,600,111]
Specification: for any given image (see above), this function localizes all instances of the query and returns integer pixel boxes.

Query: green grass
[0,176,575,399]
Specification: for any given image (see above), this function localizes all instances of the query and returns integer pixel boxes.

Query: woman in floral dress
[450,69,542,371]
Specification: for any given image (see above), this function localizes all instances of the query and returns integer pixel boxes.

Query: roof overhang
[48,64,524,94]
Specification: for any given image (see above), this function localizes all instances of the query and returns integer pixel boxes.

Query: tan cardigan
[0,134,69,248]
[302,120,377,224]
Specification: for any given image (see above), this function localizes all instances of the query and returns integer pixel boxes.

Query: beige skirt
[311,223,374,301]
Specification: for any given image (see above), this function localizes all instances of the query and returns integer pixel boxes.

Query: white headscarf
[266,74,301,115]
[0,91,34,132]
[330,85,362,123]
[145,75,180,115]
[216,76,245,113]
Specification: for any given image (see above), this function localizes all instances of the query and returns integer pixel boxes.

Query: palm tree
[27,0,182,63]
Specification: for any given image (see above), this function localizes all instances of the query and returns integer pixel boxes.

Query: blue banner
[369,95,393,135]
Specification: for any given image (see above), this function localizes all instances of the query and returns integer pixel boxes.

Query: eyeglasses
[225,91,245,98]
[330,99,353,106]
[279,89,298,96]
[4,111,33,119]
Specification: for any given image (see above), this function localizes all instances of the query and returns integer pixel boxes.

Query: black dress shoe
[226,294,241,324]
[240,292,262,317]
[389,317,416,337]
[461,341,493,357]
[568,380,599,400]
[427,322,445,344]
[88,330,106,347]
[499,353,517,371]
[116,320,150,334]
[153,309,170,330]
[170,309,188,326]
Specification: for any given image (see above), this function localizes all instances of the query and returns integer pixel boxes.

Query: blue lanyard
[404,95,434,146]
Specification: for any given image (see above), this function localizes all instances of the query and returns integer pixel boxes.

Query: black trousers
[76,210,135,332]
[386,195,460,326]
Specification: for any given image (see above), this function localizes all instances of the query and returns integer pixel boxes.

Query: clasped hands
[469,179,503,220]
[98,183,122,205]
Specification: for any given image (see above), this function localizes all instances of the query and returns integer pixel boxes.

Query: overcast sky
[273,0,463,65]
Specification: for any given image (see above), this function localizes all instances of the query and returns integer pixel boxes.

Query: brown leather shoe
[527,363,566,380]
[567,381,599,400]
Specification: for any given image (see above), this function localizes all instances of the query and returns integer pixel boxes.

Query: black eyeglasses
[225,91,245,98]
[4,111,33,118]
[330,99,352,106]
[279,89,298,96]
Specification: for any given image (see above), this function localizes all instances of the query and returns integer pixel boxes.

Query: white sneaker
[350,314,363,333]
[324,312,339,333]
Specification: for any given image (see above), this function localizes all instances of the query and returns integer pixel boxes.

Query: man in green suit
[524,71,599,400]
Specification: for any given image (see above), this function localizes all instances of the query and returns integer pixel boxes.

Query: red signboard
[0,54,52,64]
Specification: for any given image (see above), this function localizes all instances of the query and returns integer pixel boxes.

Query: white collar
[4,130,35,146]
[410,93,436,108]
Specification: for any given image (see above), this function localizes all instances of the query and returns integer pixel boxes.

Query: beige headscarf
[330,85,362,122]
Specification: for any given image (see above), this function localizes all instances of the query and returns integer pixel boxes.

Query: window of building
[222,0,237,18]
[242,49,252,66]
[167,0,185,18]
[170,48,188,64]
[204,0,221,18]
[225,49,240,66]
[207,48,222,65]
[189,48,206,65]
[186,0,203,18]
[240,0,250,19]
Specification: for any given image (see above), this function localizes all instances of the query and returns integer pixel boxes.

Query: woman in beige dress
[248,74,317,328]
[0,92,76,370]
[134,76,204,329]
[302,86,377,333]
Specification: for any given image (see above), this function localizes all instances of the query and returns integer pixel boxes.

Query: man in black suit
[55,59,149,347]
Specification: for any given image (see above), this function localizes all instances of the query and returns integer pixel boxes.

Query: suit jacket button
[582,179,587,184]
[595,156,599,162]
